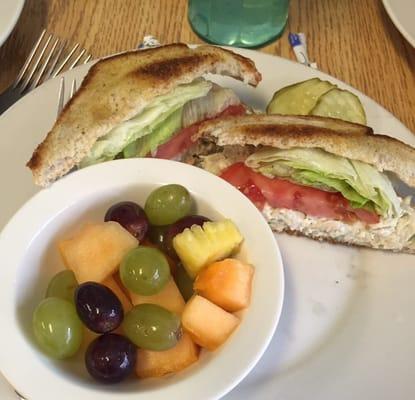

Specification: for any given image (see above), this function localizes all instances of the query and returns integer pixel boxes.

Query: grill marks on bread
[194,114,415,188]
[27,44,261,186]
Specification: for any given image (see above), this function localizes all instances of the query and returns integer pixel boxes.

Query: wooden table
[1,0,414,132]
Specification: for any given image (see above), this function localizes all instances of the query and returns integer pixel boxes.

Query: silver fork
[57,76,77,116]
[0,29,91,115]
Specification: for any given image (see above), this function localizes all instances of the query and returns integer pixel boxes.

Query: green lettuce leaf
[351,160,400,216]
[123,107,183,158]
[80,79,212,167]
[246,147,401,217]
[292,170,370,208]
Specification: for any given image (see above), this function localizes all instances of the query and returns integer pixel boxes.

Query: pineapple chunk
[194,259,254,312]
[135,332,199,378]
[182,295,239,351]
[173,220,243,278]
[128,277,185,314]
[102,276,133,313]
[58,222,138,283]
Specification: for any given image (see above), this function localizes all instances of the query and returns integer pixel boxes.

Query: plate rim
[382,0,415,48]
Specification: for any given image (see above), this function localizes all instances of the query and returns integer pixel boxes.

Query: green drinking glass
[188,0,289,48]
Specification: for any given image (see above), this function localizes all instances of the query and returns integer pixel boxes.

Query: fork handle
[0,86,24,115]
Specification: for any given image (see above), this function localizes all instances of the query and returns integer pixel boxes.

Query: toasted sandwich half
[27,44,261,186]
[184,114,415,253]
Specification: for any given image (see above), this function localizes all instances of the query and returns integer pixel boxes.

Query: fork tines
[13,29,91,94]
[57,77,77,116]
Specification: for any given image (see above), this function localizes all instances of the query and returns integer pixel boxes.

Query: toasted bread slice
[192,114,415,188]
[27,44,261,187]
[189,114,415,253]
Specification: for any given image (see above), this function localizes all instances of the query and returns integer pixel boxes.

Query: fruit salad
[32,184,255,384]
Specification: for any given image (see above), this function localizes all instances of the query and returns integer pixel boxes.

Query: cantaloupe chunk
[128,277,185,314]
[113,273,130,298]
[81,326,123,352]
[135,332,199,378]
[182,295,239,351]
[80,327,98,352]
[58,222,138,283]
[194,259,254,312]
[102,275,132,313]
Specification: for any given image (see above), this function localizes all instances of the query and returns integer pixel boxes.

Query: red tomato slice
[216,104,247,117]
[219,162,250,188]
[154,104,247,160]
[240,180,266,210]
[220,162,380,224]
[219,163,266,210]
[352,208,380,224]
[154,124,199,160]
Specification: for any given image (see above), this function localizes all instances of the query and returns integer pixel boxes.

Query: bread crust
[272,225,415,254]
[194,114,415,188]
[27,44,261,186]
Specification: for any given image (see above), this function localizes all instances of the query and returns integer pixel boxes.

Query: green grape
[122,304,181,351]
[32,297,83,359]
[174,263,194,301]
[120,247,170,295]
[46,270,78,303]
[144,184,193,226]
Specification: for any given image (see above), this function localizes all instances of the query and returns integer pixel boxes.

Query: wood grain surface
[0,0,414,132]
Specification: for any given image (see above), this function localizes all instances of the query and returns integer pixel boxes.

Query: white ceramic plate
[0,0,24,47]
[383,0,415,47]
[0,158,284,400]
[0,47,414,399]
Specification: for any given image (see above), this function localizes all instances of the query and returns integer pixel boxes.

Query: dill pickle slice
[310,88,367,124]
[266,78,335,115]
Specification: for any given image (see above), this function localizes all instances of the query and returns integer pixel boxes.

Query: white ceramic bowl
[0,159,284,400]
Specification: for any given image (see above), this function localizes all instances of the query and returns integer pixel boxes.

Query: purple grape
[85,334,136,383]
[75,282,123,333]
[104,201,149,240]
[165,215,211,258]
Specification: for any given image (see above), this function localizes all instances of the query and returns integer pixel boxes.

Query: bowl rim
[0,158,284,400]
